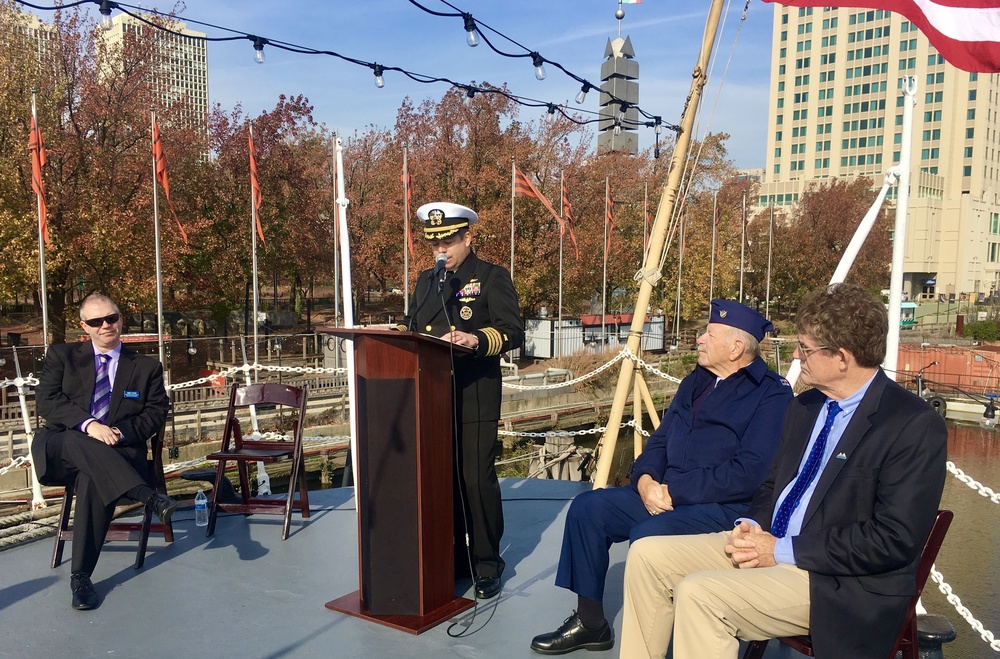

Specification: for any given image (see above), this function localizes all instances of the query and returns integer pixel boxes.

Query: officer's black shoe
[70,572,98,610]
[147,493,178,525]
[530,612,614,655]
[474,576,501,599]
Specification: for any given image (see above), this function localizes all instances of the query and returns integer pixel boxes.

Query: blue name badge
[124,390,140,399]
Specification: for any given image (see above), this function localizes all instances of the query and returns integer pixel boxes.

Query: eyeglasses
[795,340,831,358]
[83,313,120,328]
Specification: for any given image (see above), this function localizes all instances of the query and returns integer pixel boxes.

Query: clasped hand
[86,422,122,446]
[637,474,673,516]
[725,520,778,569]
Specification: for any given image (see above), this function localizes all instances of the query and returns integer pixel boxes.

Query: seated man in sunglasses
[32,292,175,610]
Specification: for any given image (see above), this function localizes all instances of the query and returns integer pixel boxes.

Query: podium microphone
[434,253,448,293]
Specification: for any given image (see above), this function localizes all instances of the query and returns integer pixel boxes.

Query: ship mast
[593,0,727,488]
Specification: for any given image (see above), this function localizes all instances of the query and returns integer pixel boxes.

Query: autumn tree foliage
[1,3,893,342]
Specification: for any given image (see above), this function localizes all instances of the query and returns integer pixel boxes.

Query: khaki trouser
[620,531,811,659]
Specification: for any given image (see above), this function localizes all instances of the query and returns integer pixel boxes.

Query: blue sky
[110,0,775,167]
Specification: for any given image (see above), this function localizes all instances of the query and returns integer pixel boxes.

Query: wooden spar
[592,0,727,489]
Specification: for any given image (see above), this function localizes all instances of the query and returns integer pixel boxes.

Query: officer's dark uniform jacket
[400,251,524,421]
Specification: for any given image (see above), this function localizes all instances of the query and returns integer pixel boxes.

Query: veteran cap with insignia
[709,299,774,341]
[417,202,479,240]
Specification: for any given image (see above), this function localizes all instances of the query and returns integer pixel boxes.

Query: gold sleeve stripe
[481,327,504,356]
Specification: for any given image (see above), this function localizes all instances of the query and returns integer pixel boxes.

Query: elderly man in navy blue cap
[531,300,792,655]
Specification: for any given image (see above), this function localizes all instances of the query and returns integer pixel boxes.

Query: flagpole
[558,171,564,358]
[510,157,515,279]
[643,180,649,257]
[150,107,166,368]
[765,200,774,320]
[30,90,49,354]
[709,188,717,305]
[603,176,609,346]
[739,189,747,302]
[331,143,340,329]
[402,146,410,315]
[885,77,918,378]
[674,215,683,347]
[334,134,359,502]
[249,122,260,373]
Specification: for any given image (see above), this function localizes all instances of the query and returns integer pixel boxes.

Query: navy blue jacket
[630,358,792,506]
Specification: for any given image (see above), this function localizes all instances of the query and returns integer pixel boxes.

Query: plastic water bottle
[194,489,209,527]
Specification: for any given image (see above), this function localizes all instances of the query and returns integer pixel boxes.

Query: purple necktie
[91,354,112,424]
[771,400,842,538]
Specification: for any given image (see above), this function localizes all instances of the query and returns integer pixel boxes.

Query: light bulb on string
[616,102,628,123]
[575,82,591,104]
[531,53,546,81]
[464,87,476,108]
[373,64,385,88]
[252,36,267,64]
[546,104,557,124]
[463,14,479,47]
[613,120,622,136]
[654,117,662,135]
[99,0,115,31]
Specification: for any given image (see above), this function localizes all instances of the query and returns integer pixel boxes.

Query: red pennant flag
[152,121,189,245]
[764,0,1000,73]
[605,189,616,257]
[248,130,265,244]
[28,115,50,247]
[560,180,580,260]
[514,166,568,238]
[401,165,415,257]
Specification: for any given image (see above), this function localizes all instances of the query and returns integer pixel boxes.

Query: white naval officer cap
[416,202,479,240]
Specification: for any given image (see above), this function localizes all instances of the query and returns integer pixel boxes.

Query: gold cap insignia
[719,309,728,318]
[428,209,444,226]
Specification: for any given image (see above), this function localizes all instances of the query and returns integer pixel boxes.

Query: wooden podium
[322,328,475,634]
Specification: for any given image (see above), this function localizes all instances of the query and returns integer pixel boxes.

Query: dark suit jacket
[401,251,524,423]
[31,341,169,485]
[745,369,947,659]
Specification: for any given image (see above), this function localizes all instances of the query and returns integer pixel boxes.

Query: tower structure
[598,7,639,154]
[762,5,1000,300]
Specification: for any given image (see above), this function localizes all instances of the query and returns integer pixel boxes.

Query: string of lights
[408,0,665,125]
[14,0,677,136]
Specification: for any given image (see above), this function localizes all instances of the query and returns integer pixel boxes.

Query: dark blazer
[401,251,524,422]
[746,369,947,659]
[31,341,169,484]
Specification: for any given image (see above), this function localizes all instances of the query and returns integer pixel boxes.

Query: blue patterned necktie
[91,354,112,424]
[771,400,842,538]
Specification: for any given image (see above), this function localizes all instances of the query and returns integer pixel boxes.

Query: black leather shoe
[147,493,178,525]
[474,576,501,599]
[530,612,614,654]
[70,572,98,611]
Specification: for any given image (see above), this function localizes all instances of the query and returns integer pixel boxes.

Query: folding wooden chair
[51,426,175,570]
[205,383,310,540]
[741,509,954,659]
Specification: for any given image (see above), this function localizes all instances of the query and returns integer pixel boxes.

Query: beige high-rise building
[101,14,209,131]
[761,5,1000,301]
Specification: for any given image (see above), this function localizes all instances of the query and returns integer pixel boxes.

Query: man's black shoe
[147,493,178,525]
[474,576,501,599]
[70,572,98,610]
[530,612,614,654]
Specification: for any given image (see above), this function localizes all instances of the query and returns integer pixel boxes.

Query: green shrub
[963,320,998,341]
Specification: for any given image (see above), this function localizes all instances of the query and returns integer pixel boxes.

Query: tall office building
[761,5,1000,300]
[101,14,209,131]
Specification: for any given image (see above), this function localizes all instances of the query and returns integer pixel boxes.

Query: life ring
[926,396,947,417]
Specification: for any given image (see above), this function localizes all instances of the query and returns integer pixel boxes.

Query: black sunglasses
[82,313,120,328]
